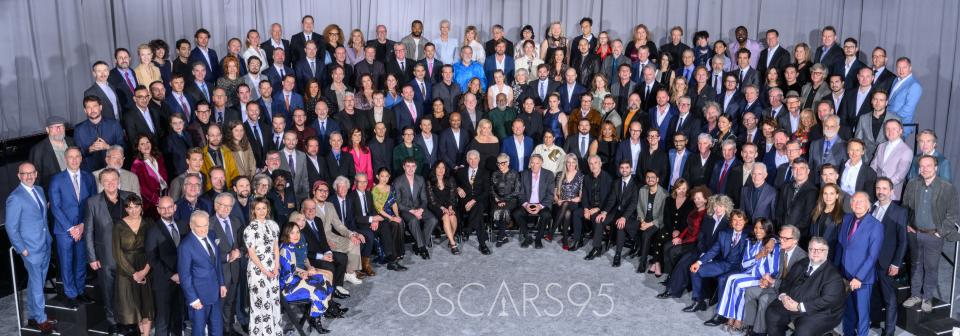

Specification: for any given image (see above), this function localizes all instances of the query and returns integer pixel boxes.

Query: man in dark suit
[455,151,492,254]
[178,210,227,336]
[757,29,791,78]
[415,118,440,169]
[84,169,134,332]
[839,70,876,129]
[125,85,165,145]
[663,204,731,299]
[85,61,125,120]
[324,132,355,185]
[393,158,438,258]
[731,49,759,91]
[385,43,415,86]
[242,102,270,167]
[145,197,187,336]
[765,237,847,336]
[410,64,433,108]
[174,174,214,223]
[483,25,515,57]
[108,48,138,113]
[741,225,808,334]
[458,92,485,135]
[775,158,818,234]
[808,115,848,173]
[29,117,76,189]
[813,26,844,71]
[585,161,638,267]
[289,15,323,66]
[871,178,908,336]
[531,64,560,107]
[189,29,221,82]
[260,23,292,67]
[684,210,748,313]
[565,119,595,169]
[511,155,556,249]
[439,112,470,168]
[502,120,535,173]
[740,164,777,221]
[48,148,97,307]
[294,40,325,92]
[715,75,745,120]
[684,134,717,187]
[637,65,662,112]
[557,68,587,112]
[666,101,702,151]
[349,175,381,276]
[166,74,197,122]
[300,199,354,290]
[263,49,295,94]
[394,86,422,131]
[708,140,741,195]
[835,38,867,90]
[209,193,244,335]
[418,43,444,83]
[836,192,884,336]
[273,75,304,119]
[773,141,804,190]
[870,47,896,92]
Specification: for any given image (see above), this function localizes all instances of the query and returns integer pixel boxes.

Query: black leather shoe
[584,248,600,260]
[520,237,533,248]
[706,297,718,307]
[333,291,348,299]
[534,239,543,249]
[682,300,707,312]
[76,294,95,304]
[65,298,79,309]
[310,317,331,334]
[423,248,431,260]
[703,314,727,326]
[495,236,508,247]
[612,253,621,267]
[656,291,671,299]
[479,244,492,255]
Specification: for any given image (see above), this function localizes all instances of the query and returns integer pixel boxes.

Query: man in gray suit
[511,154,556,249]
[210,193,245,335]
[808,115,848,173]
[742,225,808,334]
[776,91,802,134]
[84,168,134,333]
[394,158,438,259]
[855,91,899,163]
[740,164,778,221]
[870,119,913,200]
[279,130,310,200]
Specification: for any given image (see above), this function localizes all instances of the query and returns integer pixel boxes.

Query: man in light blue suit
[887,57,922,133]
[835,192,884,336]
[5,162,57,333]
[178,210,227,336]
[48,147,97,307]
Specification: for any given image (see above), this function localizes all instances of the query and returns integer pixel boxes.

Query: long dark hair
[280,222,300,244]
[751,217,777,245]
[223,120,251,151]
[429,161,451,187]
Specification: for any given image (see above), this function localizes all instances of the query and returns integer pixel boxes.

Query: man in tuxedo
[145,197,186,336]
[6,163,58,334]
[870,178,908,335]
[775,158,818,233]
[125,85,164,145]
[456,151,492,254]
[394,159,438,258]
[300,198,353,291]
[325,131,356,185]
[757,29,790,79]
[278,130,310,200]
[108,48,137,111]
[210,194,244,335]
[765,237,847,336]
[732,49,759,90]
[684,209,748,314]
[585,161,638,267]
[48,148,97,307]
[260,23,291,67]
[439,112,470,168]
[85,168,134,332]
[511,155,556,249]
[814,26,844,71]
[178,210,227,336]
[84,61,124,120]
[289,15,323,66]
[189,29,221,82]
[836,192,884,336]
[741,225,807,335]
[740,164,777,221]
[295,41,325,92]
[808,115,848,173]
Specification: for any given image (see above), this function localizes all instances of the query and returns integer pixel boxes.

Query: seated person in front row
[710,217,781,330]
[765,237,848,336]
[682,207,747,313]
[740,225,808,335]
[511,154,556,249]
[279,222,347,334]
[584,160,638,267]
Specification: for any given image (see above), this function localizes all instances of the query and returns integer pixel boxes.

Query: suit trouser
[54,234,87,298]
[874,266,898,335]
[614,218,640,254]
[377,219,405,260]
[152,282,184,336]
[314,251,348,287]
[356,227,376,257]
[909,231,943,299]
[462,201,488,244]
[742,285,776,332]
[96,264,118,324]
[691,261,734,301]
[22,251,51,322]
[766,301,838,336]
[402,210,438,248]
[843,282,873,336]
[512,208,552,240]
[189,300,223,336]
[220,260,240,330]
[634,226,659,267]
[568,208,589,242]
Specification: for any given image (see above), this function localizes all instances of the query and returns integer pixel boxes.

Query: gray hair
[697,133,714,144]
[214,192,236,205]
[497,153,510,163]
[808,236,829,250]
[515,68,529,79]
[706,195,735,216]
[780,225,801,241]
[333,176,351,189]
[107,145,125,156]
[702,101,721,115]
[752,162,768,174]
[189,210,210,228]
[466,150,480,159]
[253,173,272,187]
[824,114,840,125]
[810,63,828,76]
[918,129,938,140]
[677,96,692,105]
[343,91,355,99]
[721,139,737,149]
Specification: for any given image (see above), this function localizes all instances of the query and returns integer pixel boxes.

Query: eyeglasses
[497,161,508,165]
[809,248,828,253]
[780,236,795,241]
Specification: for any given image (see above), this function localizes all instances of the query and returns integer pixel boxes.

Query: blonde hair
[463,26,478,45]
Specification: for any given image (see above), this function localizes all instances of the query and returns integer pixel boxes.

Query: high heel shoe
[310,317,331,334]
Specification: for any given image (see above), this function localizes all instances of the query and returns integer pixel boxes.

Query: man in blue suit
[683,209,747,313]
[887,57,922,131]
[438,112,470,168]
[501,119,534,172]
[48,147,97,307]
[557,68,586,112]
[835,192,884,336]
[178,210,227,336]
[189,29,221,82]
[273,75,304,120]
[483,40,515,87]
[648,89,677,149]
[263,48,295,94]
[410,64,433,108]
[295,41,325,92]
[5,162,57,333]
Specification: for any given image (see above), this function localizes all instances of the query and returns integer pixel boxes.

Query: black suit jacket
[697,216,730,253]
[385,57,416,85]
[305,155,328,188]
[350,190,377,230]
[439,128,471,168]
[581,171,613,209]
[813,44,844,71]
[839,88,875,128]
[455,166,490,206]
[757,46,791,78]
[145,218,187,289]
[530,79,560,107]
[29,137,77,189]
[289,32,324,66]
[638,81,663,112]
[774,180,819,232]
[303,217,333,264]
[777,260,847,320]
[666,114,702,151]
[418,58,444,83]
[840,161,877,201]
[260,39,292,67]
[683,152,717,188]
[108,68,136,108]
[876,202,908,269]
[84,83,125,120]
[324,150,356,184]
[603,176,639,219]
[243,119,270,167]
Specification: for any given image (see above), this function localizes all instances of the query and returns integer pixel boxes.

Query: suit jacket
[835,213,884,284]
[730,67,760,90]
[814,44,844,71]
[501,135,534,172]
[177,231,225,305]
[189,47,221,82]
[289,31,324,64]
[840,160,878,201]
[519,169,556,207]
[638,80,663,111]
[418,58,444,83]
[84,83,125,120]
[210,213,244,260]
[557,83,587,112]
[636,186,667,228]
[887,75,922,125]
[303,155,328,188]
[49,170,97,235]
[272,91,304,119]
[708,159,741,195]
[530,79,560,107]
[393,175,429,212]
[697,215,730,254]
[483,55,516,87]
[774,180,818,232]
[302,217,333,263]
[29,137,77,189]
[740,182,777,221]
[260,39,292,67]
[145,218,187,289]
[165,92,197,121]
[875,202,908,269]
[777,260,847,319]
[773,247,808,288]
[349,190,377,230]
[394,99,422,130]
[800,82,831,109]
[5,185,53,257]
[243,119,270,167]
[263,65,296,93]
[125,106,165,145]
[410,78,433,107]
[835,59,867,90]
[716,91,745,120]
[317,202,354,252]
[666,113,702,151]
[279,149,310,200]
[385,57,416,85]
[295,58,325,92]
[330,194,356,231]
[808,137,848,172]
[439,128,470,168]
[459,109,485,135]
[839,88,875,128]
[648,105,677,148]
[200,145,239,190]
[455,166,490,206]
[872,67,896,92]
[603,176,639,219]
[700,229,747,268]
[108,68,137,109]
[84,190,135,267]
[415,133,440,168]
[324,150,356,185]
[870,140,913,200]
[684,152,717,188]
[667,149,690,184]
[757,46,791,78]
[855,112,899,162]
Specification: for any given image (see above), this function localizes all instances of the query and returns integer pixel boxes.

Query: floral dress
[244,219,282,336]
[279,242,334,317]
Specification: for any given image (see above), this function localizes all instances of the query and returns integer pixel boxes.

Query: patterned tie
[732,231,740,246]
[168,222,180,246]
[285,94,291,110]
[178,95,190,120]
[718,161,731,189]
[200,83,210,102]
[123,70,135,91]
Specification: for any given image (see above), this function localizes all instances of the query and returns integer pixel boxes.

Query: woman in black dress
[648,179,694,277]
[589,121,620,176]
[467,119,501,172]
[428,161,460,254]
[811,183,845,261]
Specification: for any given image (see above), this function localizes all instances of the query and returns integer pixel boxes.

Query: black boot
[584,247,601,260]
[310,317,331,334]
[612,252,622,267]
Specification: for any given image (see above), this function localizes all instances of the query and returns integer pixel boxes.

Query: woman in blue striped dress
[716,217,780,332]
[278,221,338,333]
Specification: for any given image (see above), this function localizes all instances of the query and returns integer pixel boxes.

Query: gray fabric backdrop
[1,0,958,175]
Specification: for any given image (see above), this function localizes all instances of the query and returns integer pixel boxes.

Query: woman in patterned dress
[372,168,407,267]
[716,215,781,332]
[279,220,339,334]
[552,154,583,249]
[243,197,282,336]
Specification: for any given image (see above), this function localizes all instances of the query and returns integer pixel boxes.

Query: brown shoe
[28,319,57,334]
[361,257,377,277]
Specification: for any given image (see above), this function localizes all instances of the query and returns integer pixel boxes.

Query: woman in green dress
[371,167,407,270]
[112,194,154,335]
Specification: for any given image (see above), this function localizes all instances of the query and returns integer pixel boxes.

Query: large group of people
[4,14,956,336]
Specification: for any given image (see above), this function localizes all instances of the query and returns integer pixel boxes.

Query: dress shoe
[387,262,408,271]
[682,300,707,312]
[612,253,622,267]
[30,319,57,334]
[544,233,553,242]
[569,240,582,251]
[107,324,118,334]
[495,236,508,247]
[703,314,728,326]
[706,297,718,307]
[361,257,377,277]
[423,248,431,260]
[584,248,601,260]
[65,297,79,309]
[336,286,350,296]
[479,244,492,255]
[534,239,544,249]
[520,237,533,248]
[656,291,672,299]
[76,293,95,304]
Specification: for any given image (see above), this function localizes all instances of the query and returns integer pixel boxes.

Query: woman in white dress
[241,29,269,73]
[486,70,514,108]
[244,198,282,336]
[463,26,485,64]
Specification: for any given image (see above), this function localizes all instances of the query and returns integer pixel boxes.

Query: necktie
[309,60,316,75]
[428,61,434,76]
[732,232,740,246]
[285,94,291,110]
[719,161,730,188]
[539,81,546,99]
[622,180,627,192]
[580,136,587,156]
[684,68,691,80]
[279,68,285,77]
[339,200,346,222]
[320,120,326,135]
[807,265,814,276]
[780,250,789,278]
[202,237,216,263]
[216,111,223,124]
[469,169,476,186]
[408,101,417,119]
[400,60,405,71]
[252,124,263,145]
[419,81,427,97]
[123,70,135,91]
[740,70,746,83]
[274,135,281,148]
[178,95,190,119]
[848,217,861,240]
[823,141,833,158]
[200,83,209,102]
[334,152,340,165]
[747,132,754,144]
[72,173,81,200]
[222,218,234,246]
[677,116,684,132]
[168,222,180,246]
[31,188,44,210]
[358,192,366,214]
[288,153,296,176]
[309,221,320,239]
[784,167,792,184]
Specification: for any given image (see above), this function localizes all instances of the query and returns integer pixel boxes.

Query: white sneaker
[903,296,922,308]
[336,286,350,295]
[344,272,364,285]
